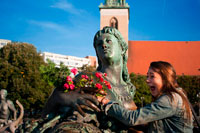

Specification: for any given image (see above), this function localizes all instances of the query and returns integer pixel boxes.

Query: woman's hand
[97,96,110,105]
[97,96,138,111]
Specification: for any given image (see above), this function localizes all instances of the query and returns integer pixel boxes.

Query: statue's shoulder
[6,99,13,104]
[6,99,16,109]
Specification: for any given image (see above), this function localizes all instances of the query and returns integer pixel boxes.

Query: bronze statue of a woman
[93,26,136,110]
[35,27,137,133]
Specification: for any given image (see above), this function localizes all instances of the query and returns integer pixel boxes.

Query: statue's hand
[65,91,100,116]
[42,88,101,118]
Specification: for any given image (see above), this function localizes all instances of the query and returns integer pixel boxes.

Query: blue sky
[0,0,200,57]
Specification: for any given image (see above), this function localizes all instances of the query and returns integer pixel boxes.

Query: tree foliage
[39,59,70,88]
[0,43,52,110]
[79,64,96,73]
[177,75,200,104]
[129,73,152,107]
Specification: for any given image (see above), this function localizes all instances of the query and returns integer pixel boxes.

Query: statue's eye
[106,39,111,43]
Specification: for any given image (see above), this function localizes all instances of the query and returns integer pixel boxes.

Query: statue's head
[93,26,130,83]
[0,89,7,100]
[93,26,128,67]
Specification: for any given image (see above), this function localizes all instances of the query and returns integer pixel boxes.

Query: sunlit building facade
[42,52,96,69]
[0,39,11,49]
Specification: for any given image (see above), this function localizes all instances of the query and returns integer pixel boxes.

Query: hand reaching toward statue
[97,96,110,105]
[97,96,138,111]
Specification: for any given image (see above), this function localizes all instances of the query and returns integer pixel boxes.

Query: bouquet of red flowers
[63,68,111,96]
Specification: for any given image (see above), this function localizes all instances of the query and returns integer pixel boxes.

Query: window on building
[110,17,118,29]
[0,43,6,46]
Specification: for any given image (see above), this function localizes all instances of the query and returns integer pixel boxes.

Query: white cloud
[50,0,86,15]
[28,20,69,32]
[27,19,97,41]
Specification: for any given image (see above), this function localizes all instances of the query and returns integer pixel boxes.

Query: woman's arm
[105,95,176,126]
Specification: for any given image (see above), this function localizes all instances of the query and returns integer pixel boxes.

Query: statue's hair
[93,26,131,84]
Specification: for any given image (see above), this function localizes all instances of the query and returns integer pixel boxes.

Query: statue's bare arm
[41,88,100,118]
[7,100,17,120]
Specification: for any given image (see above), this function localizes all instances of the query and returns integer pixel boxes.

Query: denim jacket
[105,93,193,133]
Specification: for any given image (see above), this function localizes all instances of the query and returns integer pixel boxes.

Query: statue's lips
[103,49,110,53]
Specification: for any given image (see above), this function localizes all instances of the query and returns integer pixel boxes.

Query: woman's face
[146,68,163,98]
[95,33,122,63]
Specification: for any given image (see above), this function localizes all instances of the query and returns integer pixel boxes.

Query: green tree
[39,59,70,88]
[130,73,151,107]
[79,64,96,73]
[177,75,200,104]
[0,43,52,110]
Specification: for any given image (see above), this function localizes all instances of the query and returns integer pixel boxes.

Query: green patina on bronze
[25,27,136,133]
[93,27,136,107]
[99,0,129,9]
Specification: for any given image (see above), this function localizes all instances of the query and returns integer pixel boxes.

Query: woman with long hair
[99,61,193,132]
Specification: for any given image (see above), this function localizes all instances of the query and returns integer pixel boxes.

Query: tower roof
[99,0,129,9]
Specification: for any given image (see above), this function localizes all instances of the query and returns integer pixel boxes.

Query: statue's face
[0,90,7,100]
[95,33,122,63]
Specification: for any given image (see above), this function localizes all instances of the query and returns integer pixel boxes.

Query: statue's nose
[102,43,107,49]
[102,39,108,49]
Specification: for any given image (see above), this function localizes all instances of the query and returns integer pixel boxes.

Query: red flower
[107,84,111,89]
[81,75,89,80]
[64,83,69,89]
[63,72,111,95]
[66,76,73,82]
[100,77,104,82]
[71,68,78,75]
[104,80,109,85]
[95,83,102,89]
[104,73,107,77]
[69,84,75,90]
[95,72,102,79]
[104,81,111,89]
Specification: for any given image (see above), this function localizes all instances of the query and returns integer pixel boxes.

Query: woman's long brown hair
[150,61,192,122]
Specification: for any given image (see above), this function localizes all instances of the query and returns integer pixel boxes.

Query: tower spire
[100,0,129,8]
